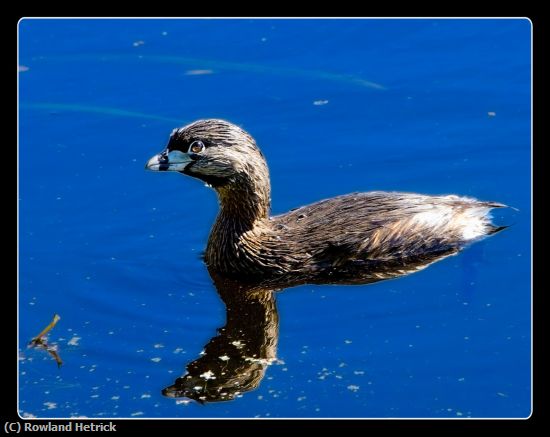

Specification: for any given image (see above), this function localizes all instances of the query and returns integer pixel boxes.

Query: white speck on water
[297,396,307,401]
[90,394,99,399]
[136,349,144,353]
[409,344,414,348]
[173,348,184,354]
[344,339,352,344]
[44,402,57,410]
[185,69,214,76]
[130,411,144,416]
[140,394,151,399]
[464,337,470,340]
[56,196,62,200]
[338,362,346,368]
[161,31,168,36]
[458,377,465,382]
[108,331,114,335]
[497,392,508,397]
[488,111,496,117]
[153,343,164,349]
[19,65,30,72]
[353,370,365,375]
[149,234,155,239]
[257,395,263,400]
[347,385,360,392]
[219,355,230,361]
[176,399,191,405]
[132,40,145,47]
[200,370,216,380]
[313,99,329,106]
[111,396,120,400]
[150,357,161,363]
[261,37,267,42]
[456,411,463,416]
[67,336,81,346]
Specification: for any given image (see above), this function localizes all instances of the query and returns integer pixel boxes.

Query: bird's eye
[189,140,205,154]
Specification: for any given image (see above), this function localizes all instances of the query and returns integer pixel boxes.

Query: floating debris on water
[18,65,29,72]
[347,385,360,392]
[132,40,145,47]
[200,370,216,380]
[67,336,81,346]
[488,111,496,117]
[150,357,162,363]
[185,69,214,76]
[313,99,329,106]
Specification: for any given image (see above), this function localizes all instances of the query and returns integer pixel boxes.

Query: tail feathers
[482,201,519,212]
[458,201,511,241]
[482,202,513,238]
[487,224,509,235]
[483,201,507,208]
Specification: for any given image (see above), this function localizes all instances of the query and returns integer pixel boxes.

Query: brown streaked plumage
[146,119,506,286]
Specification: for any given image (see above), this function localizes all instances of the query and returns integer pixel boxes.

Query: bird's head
[146,119,271,220]
[146,119,268,188]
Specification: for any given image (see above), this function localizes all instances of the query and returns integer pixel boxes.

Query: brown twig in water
[29,314,63,367]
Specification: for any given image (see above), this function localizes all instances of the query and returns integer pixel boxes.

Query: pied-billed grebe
[146,119,506,284]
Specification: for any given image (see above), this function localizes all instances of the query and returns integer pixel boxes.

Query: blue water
[18,19,531,418]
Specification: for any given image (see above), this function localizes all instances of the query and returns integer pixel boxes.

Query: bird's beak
[145,149,193,172]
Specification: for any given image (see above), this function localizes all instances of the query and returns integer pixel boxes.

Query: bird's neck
[214,161,271,230]
[215,175,271,230]
[205,160,272,276]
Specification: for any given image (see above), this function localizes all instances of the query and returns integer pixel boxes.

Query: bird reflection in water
[162,270,279,403]
[162,247,460,404]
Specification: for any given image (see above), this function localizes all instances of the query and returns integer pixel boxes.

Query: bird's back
[267,192,504,284]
